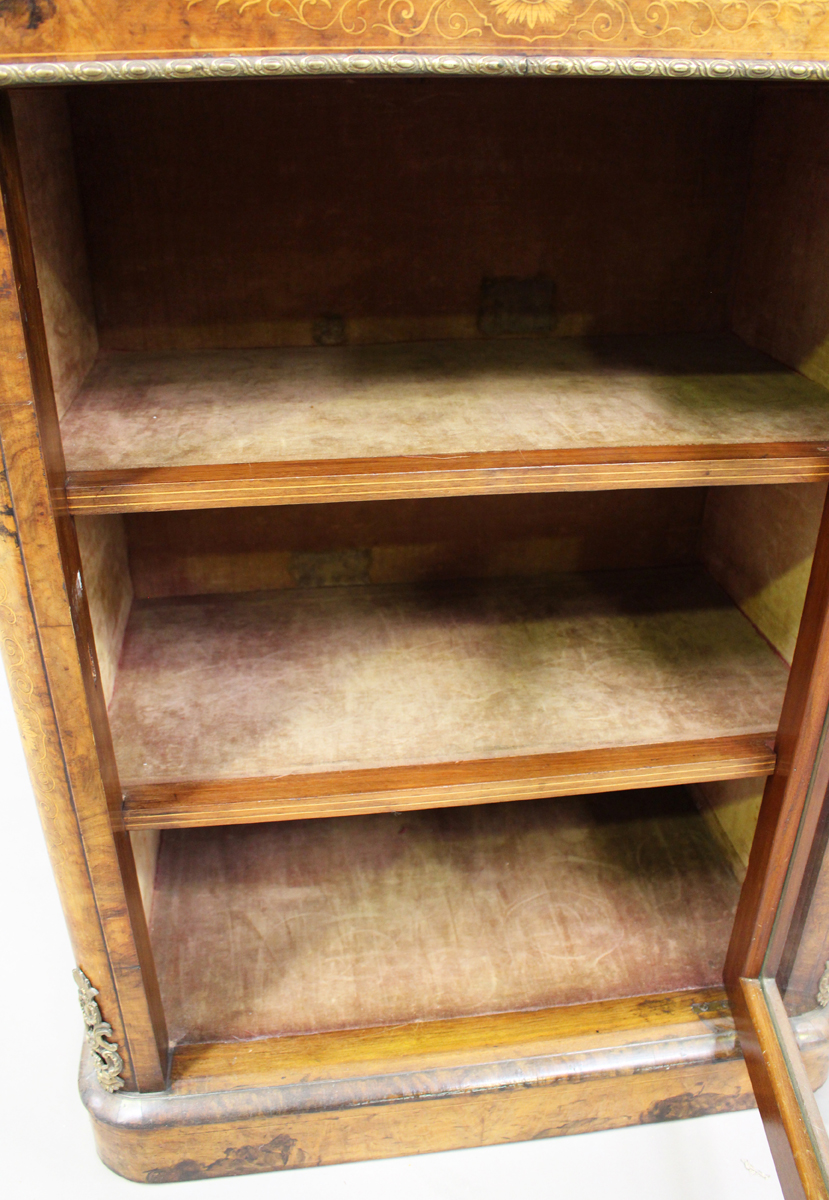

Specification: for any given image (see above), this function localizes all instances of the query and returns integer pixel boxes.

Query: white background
[2,666,827,1200]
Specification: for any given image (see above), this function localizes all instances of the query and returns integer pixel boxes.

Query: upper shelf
[61,335,829,514]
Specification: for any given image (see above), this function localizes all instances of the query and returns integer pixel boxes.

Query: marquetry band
[5,55,829,86]
[73,968,125,1093]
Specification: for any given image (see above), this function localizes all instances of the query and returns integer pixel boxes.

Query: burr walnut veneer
[4,9,829,1194]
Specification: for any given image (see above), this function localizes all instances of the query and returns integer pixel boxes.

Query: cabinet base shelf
[81,988,829,1185]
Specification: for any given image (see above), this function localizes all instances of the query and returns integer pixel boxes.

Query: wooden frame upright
[3,4,829,1194]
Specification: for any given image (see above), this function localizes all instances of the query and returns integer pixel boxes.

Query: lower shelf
[99,786,829,1183]
[149,788,741,1045]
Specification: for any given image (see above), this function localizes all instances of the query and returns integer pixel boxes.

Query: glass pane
[764,777,829,1182]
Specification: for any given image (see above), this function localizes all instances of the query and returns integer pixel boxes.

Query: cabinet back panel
[125,489,706,600]
[68,79,754,352]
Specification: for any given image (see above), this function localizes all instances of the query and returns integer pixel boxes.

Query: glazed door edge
[726,487,829,1199]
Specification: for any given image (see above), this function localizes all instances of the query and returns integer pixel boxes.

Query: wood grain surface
[167,986,739,1093]
[81,981,829,1183]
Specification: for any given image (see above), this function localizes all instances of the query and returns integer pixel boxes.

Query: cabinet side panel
[74,513,156,915]
[0,90,167,1090]
[700,483,826,666]
[10,89,97,419]
[0,458,124,1038]
[690,778,762,882]
[75,515,132,706]
[696,483,825,873]
[130,829,160,921]
[733,86,829,391]
[726,82,829,893]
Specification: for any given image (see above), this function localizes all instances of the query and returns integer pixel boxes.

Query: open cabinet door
[738,776,829,1200]
[740,777,829,1200]
[726,492,829,1199]
[740,974,829,1200]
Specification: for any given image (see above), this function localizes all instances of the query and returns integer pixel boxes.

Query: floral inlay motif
[486,0,574,28]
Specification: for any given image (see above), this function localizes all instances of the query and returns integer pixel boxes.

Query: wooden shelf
[149,789,742,1043]
[112,567,784,830]
[62,335,829,514]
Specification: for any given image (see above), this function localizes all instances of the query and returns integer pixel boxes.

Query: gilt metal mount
[73,968,125,1093]
[818,962,829,1008]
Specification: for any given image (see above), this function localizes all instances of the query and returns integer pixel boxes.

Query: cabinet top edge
[4,54,829,87]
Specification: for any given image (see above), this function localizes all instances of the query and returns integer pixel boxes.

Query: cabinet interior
[14,76,829,1047]
[152,790,740,1044]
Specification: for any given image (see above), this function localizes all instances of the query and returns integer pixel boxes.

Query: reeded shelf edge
[65,446,829,514]
[122,734,776,829]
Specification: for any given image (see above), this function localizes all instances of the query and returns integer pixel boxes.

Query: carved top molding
[4,53,829,85]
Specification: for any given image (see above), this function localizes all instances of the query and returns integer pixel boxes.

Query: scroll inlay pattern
[185,0,829,48]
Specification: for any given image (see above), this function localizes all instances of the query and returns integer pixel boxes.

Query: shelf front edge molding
[65,445,829,515]
[8,56,829,87]
[122,734,776,830]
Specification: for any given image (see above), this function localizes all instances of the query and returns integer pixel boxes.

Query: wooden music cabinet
[4,6,829,1194]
